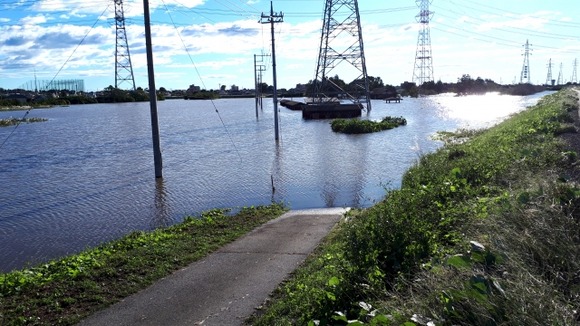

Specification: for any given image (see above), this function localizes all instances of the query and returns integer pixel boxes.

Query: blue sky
[0,0,579,91]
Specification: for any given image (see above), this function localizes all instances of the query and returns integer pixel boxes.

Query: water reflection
[0,93,552,272]
[151,178,171,228]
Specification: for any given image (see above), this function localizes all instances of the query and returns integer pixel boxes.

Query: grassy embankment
[0,204,287,325]
[251,89,580,325]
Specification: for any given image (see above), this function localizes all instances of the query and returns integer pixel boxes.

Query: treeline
[405,74,549,97]
[95,86,165,103]
[0,87,167,108]
[293,74,551,99]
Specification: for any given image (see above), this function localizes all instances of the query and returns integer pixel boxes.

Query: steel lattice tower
[571,58,578,83]
[313,0,371,111]
[114,0,136,90]
[557,62,563,85]
[412,0,434,85]
[545,58,553,85]
[520,39,532,84]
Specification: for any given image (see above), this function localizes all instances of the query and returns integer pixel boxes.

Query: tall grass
[252,89,580,325]
[0,204,287,325]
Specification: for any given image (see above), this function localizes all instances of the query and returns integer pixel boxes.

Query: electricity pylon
[520,39,532,84]
[571,58,578,84]
[313,0,371,111]
[412,0,434,85]
[545,58,554,86]
[557,62,563,85]
[114,0,136,90]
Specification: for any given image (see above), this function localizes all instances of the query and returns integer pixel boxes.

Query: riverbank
[0,90,572,324]
[0,204,287,325]
[250,88,580,325]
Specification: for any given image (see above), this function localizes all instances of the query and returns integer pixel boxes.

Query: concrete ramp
[78,208,348,326]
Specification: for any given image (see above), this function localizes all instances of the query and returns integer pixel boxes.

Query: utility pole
[114,0,136,90]
[546,58,553,86]
[520,39,532,84]
[143,0,163,178]
[260,1,283,141]
[254,53,269,118]
[412,0,435,86]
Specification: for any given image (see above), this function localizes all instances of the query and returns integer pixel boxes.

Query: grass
[0,203,287,325]
[0,117,47,127]
[250,88,580,325]
[331,116,407,134]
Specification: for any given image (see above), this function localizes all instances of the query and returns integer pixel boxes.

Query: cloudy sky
[0,0,579,91]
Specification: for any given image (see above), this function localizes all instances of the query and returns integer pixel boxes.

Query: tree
[367,76,385,90]
[400,81,418,98]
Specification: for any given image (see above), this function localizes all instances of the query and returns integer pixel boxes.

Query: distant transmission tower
[313,0,371,111]
[557,62,564,85]
[519,39,532,84]
[545,58,553,85]
[412,0,434,85]
[571,58,578,83]
[114,0,136,90]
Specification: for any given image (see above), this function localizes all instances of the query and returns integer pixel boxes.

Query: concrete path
[78,207,348,326]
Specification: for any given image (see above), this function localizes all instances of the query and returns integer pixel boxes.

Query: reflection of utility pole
[260,1,283,141]
[254,53,269,118]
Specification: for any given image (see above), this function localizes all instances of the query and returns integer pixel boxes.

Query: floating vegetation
[0,117,47,127]
[331,116,407,134]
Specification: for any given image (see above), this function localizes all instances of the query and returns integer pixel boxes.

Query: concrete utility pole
[143,0,163,178]
[254,53,269,118]
[260,1,283,141]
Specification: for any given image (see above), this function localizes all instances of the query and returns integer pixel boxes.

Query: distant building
[230,85,239,92]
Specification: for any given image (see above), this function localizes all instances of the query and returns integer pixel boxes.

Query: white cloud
[19,14,49,25]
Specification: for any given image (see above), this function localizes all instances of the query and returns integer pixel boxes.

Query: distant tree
[400,81,418,97]
[258,82,269,93]
[367,76,385,90]
[328,75,347,90]
[220,85,226,91]
[159,87,167,93]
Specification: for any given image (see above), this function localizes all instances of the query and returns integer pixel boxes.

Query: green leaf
[446,255,471,268]
[328,276,340,286]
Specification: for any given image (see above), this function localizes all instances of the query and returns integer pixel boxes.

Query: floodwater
[0,92,550,272]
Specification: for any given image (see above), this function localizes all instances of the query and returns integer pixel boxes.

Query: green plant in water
[331,116,407,134]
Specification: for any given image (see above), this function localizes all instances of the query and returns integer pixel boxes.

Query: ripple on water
[0,93,551,272]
